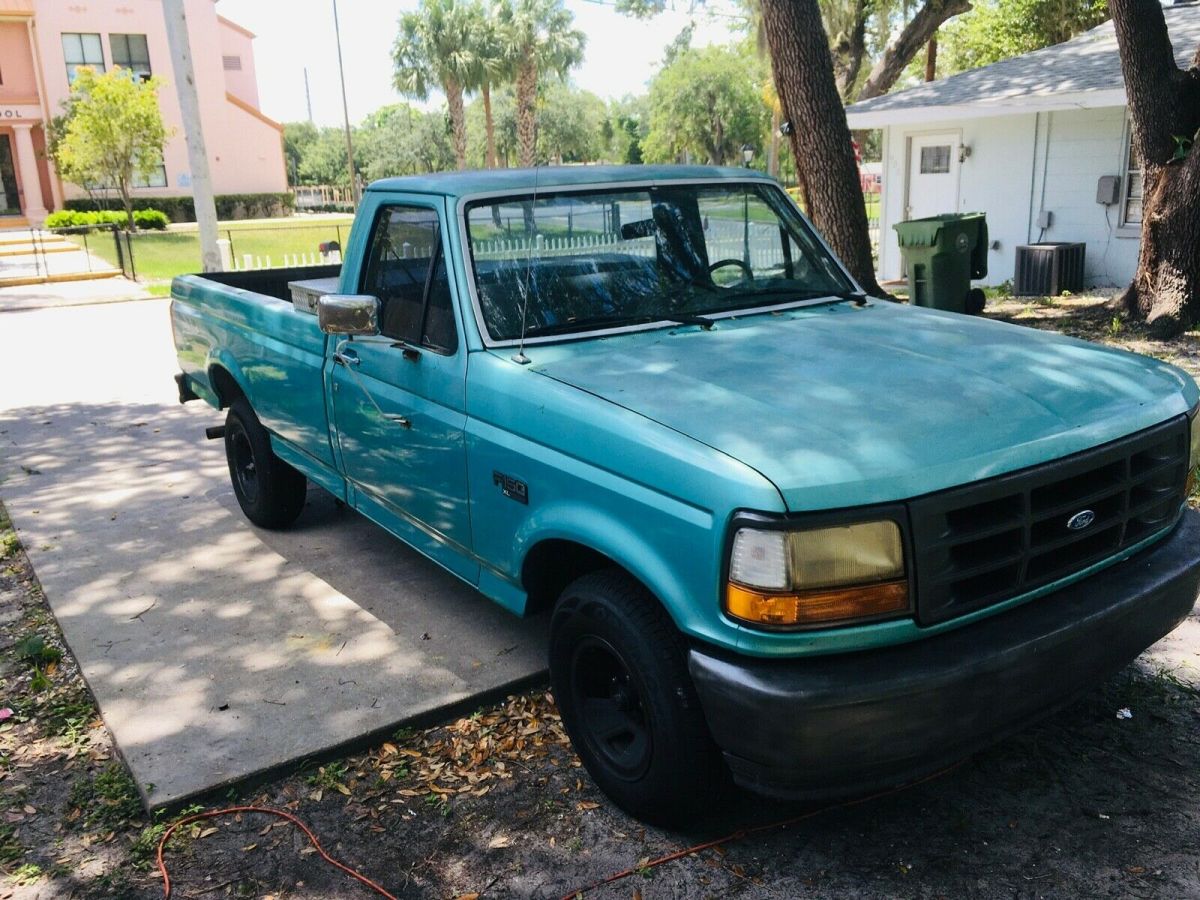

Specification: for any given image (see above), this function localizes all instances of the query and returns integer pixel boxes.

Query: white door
[906,133,960,220]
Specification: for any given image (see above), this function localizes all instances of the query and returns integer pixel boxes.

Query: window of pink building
[63,33,105,82]
[111,34,152,82]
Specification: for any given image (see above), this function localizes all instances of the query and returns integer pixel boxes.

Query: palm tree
[393,0,480,170]
[495,0,585,167]
[465,5,509,169]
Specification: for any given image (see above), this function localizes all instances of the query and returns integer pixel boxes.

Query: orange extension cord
[557,762,964,899]
[156,805,398,900]
[157,764,961,899]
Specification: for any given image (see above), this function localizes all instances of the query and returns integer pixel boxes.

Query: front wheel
[550,570,728,826]
[224,398,307,529]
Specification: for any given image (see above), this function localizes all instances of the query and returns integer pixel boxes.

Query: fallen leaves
[367,693,577,805]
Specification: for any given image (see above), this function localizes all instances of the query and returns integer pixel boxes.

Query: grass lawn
[68,218,355,283]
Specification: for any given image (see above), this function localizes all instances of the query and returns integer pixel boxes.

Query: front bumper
[689,508,1200,800]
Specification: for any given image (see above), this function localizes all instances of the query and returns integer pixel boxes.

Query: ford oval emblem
[1067,509,1096,531]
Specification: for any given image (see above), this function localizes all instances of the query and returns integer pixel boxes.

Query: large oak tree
[759,0,885,293]
[1109,0,1200,335]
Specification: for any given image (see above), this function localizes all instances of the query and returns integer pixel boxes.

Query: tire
[550,569,729,826]
[224,398,307,529]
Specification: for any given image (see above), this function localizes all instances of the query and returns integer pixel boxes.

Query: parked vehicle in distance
[171,166,1200,825]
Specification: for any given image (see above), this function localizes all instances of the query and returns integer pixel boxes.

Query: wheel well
[208,365,245,409]
[521,540,620,616]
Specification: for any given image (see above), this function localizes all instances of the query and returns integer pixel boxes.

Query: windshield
[464,182,855,342]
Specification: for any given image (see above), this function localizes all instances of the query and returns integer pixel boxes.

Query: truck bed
[198,264,341,303]
[171,264,344,476]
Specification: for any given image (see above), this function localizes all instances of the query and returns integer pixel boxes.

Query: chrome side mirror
[317,294,380,336]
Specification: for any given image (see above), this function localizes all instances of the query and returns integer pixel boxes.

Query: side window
[361,205,458,353]
[422,256,458,353]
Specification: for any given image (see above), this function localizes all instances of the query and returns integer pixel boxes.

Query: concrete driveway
[0,296,546,809]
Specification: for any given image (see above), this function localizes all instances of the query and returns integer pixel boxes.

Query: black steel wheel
[568,635,653,781]
[550,569,728,826]
[224,398,307,529]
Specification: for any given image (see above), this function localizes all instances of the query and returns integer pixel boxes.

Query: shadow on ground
[0,399,545,810]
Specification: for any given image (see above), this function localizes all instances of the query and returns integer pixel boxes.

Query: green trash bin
[894,212,988,314]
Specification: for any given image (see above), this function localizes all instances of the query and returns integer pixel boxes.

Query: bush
[63,192,296,222]
[45,209,129,229]
[133,209,169,230]
[45,208,170,231]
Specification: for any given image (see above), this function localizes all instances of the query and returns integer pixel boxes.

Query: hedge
[63,192,296,223]
[44,208,169,231]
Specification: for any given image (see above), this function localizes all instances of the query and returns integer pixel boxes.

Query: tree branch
[856,0,972,101]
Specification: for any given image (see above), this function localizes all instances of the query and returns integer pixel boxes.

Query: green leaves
[15,634,61,668]
[643,45,769,166]
[49,66,171,227]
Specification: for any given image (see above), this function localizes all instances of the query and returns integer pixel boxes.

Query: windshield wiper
[731,286,870,307]
[521,311,714,338]
[662,312,715,329]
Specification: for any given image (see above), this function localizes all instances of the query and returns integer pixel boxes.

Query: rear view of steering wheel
[707,258,754,285]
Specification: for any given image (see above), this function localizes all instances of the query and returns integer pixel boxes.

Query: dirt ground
[3,293,1200,900]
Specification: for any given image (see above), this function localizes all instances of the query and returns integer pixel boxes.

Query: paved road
[0,298,545,809]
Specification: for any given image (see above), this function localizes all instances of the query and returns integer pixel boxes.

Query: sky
[216,0,747,128]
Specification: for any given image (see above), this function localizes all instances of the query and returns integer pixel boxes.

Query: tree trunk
[857,0,971,102]
[1109,0,1200,335]
[516,60,539,167]
[760,0,884,295]
[924,35,938,82]
[445,78,468,170]
[118,174,134,232]
[482,82,497,169]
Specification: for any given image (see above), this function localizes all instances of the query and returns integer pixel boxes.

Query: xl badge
[493,471,529,505]
[1066,509,1095,531]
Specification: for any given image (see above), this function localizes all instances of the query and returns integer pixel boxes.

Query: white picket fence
[217,240,342,272]
[470,224,790,271]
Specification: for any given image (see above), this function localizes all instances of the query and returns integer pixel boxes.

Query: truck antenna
[512,162,539,365]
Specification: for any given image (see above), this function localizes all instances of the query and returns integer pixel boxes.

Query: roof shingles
[846,4,1200,118]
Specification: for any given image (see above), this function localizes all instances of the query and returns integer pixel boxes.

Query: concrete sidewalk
[0,300,545,808]
[0,277,149,312]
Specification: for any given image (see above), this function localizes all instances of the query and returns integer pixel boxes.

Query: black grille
[910,416,1190,625]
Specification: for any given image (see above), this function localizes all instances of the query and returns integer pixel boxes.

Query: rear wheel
[224,398,307,529]
[550,569,728,826]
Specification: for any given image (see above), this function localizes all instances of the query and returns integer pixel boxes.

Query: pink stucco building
[0,0,286,226]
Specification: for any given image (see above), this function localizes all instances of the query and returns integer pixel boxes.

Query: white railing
[292,185,354,209]
[471,226,791,270]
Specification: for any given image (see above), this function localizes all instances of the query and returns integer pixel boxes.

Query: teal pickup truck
[172,166,1200,825]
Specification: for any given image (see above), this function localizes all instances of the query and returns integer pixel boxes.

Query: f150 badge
[493,471,529,504]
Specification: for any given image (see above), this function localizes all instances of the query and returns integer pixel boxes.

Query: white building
[845,4,1200,289]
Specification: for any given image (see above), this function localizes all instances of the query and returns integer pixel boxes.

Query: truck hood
[525,301,1198,511]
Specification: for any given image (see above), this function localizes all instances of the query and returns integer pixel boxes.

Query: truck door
[329,198,476,581]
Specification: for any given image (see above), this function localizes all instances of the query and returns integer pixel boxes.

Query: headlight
[726,520,910,629]
[1188,403,1199,497]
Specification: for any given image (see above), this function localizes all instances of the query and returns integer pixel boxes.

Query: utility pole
[304,66,314,124]
[162,0,220,272]
[332,0,359,206]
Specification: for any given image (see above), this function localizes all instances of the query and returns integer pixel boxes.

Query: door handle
[336,348,360,366]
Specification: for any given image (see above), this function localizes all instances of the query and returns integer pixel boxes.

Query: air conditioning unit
[1014,242,1086,297]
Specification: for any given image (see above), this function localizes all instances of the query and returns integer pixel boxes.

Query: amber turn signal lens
[725,579,909,628]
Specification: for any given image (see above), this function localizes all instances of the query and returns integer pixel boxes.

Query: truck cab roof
[364,164,776,201]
